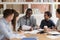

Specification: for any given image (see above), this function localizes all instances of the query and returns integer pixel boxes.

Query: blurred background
[0,0,60,26]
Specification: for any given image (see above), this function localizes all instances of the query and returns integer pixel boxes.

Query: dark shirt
[40,19,55,29]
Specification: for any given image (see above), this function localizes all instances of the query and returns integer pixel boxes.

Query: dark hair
[26,8,32,13]
[56,8,60,14]
[3,9,14,18]
[45,11,52,18]
[11,9,19,31]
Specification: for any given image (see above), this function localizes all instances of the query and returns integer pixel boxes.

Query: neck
[45,18,50,21]
[25,15,30,19]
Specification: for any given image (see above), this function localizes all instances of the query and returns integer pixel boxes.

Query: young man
[18,8,36,30]
[40,11,55,29]
[56,8,60,32]
[0,9,25,40]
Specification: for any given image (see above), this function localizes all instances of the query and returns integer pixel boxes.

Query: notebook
[22,37,37,40]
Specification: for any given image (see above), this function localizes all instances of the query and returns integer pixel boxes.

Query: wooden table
[10,31,60,40]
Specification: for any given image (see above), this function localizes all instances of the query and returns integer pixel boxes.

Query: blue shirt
[0,18,24,40]
[40,19,55,29]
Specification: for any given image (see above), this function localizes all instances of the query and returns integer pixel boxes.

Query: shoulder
[41,19,45,22]
[49,20,53,22]
[18,16,25,20]
[30,16,36,20]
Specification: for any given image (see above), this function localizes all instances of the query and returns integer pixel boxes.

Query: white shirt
[57,19,60,30]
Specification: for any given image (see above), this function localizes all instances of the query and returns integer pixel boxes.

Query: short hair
[3,9,14,18]
[26,8,32,13]
[45,11,52,18]
[56,8,60,14]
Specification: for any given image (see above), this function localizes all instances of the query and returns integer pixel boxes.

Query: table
[10,31,60,40]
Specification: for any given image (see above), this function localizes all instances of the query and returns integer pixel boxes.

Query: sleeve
[56,20,59,27]
[51,20,55,27]
[40,20,44,29]
[17,18,22,30]
[32,17,37,27]
[17,18,21,27]
[0,23,15,39]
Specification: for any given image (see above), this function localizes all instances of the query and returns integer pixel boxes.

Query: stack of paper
[47,31,60,39]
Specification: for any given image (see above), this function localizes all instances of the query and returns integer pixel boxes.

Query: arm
[51,21,56,29]
[33,17,37,27]
[40,20,44,29]
[17,18,22,31]
[0,23,15,39]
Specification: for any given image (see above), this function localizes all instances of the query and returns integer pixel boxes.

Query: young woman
[11,9,19,31]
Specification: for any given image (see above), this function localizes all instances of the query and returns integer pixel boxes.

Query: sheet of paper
[31,30,40,34]
[22,25,31,30]
[24,30,40,34]
[38,29,44,31]
[48,31,60,35]
[14,33,26,39]
[47,35,60,39]
[9,33,26,39]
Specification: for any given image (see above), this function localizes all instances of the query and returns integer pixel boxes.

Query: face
[56,12,60,18]
[26,11,32,18]
[44,13,49,20]
[8,13,14,22]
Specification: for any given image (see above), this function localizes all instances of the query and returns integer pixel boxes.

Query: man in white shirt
[56,8,60,32]
[0,9,25,40]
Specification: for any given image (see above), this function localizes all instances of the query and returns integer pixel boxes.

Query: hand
[30,27,33,31]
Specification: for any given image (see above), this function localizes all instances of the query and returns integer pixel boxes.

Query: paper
[22,25,31,30]
[9,33,26,39]
[48,31,60,35]
[38,29,44,31]
[31,30,40,34]
[24,30,40,34]
[47,31,60,39]
[14,33,26,39]
[47,35,60,39]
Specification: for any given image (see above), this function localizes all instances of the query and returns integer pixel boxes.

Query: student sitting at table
[56,8,60,32]
[11,9,19,31]
[0,9,25,40]
[40,11,55,30]
[17,8,37,31]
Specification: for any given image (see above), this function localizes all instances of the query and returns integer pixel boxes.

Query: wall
[31,4,50,13]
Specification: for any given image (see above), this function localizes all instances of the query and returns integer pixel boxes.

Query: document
[22,25,31,30]
[48,31,60,35]
[47,31,60,39]
[24,30,40,34]
[38,29,44,31]
[14,34,26,39]
[9,33,26,39]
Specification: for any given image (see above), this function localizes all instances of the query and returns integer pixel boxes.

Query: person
[56,8,60,32]
[0,9,25,40]
[11,9,19,31]
[17,8,37,30]
[40,11,55,29]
